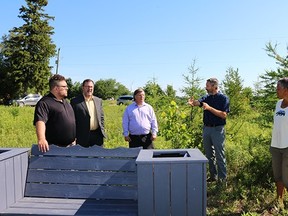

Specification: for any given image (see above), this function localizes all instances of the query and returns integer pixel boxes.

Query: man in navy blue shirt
[188,78,230,184]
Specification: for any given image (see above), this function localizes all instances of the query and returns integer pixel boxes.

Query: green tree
[165,84,176,98]
[143,79,165,109]
[0,0,56,98]
[94,79,130,99]
[181,59,205,98]
[256,42,288,123]
[222,67,251,117]
[160,60,205,149]
[67,79,81,100]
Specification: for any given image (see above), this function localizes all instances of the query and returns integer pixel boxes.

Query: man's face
[82,81,94,98]
[205,81,216,95]
[276,83,286,99]
[134,91,145,104]
[56,80,68,98]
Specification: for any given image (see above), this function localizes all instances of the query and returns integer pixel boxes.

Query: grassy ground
[0,101,171,149]
[0,102,285,215]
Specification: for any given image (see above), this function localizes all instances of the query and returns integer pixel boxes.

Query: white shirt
[271,99,288,148]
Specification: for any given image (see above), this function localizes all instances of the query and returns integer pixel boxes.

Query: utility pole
[55,48,60,74]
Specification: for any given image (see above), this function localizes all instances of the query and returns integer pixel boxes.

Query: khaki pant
[270,146,288,187]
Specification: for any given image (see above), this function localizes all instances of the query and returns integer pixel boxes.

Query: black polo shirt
[199,92,230,126]
[33,93,76,146]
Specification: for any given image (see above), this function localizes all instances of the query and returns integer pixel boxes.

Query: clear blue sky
[1,0,288,95]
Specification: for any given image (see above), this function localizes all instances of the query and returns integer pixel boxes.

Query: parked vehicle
[116,95,133,105]
[16,94,42,107]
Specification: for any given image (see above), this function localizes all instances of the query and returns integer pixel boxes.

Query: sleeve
[122,108,129,137]
[223,95,230,113]
[33,100,49,125]
[150,107,158,135]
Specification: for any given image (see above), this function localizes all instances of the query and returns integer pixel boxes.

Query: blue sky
[1,0,288,95]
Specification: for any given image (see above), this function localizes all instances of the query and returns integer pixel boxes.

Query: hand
[188,97,195,106]
[38,139,49,152]
[151,134,157,141]
[202,102,211,111]
[124,136,131,142]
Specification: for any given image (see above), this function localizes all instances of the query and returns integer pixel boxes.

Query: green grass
[0,106,37,148]
[0,101,171,149]
[0,102,282,215]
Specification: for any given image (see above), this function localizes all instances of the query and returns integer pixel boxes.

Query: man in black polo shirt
[33,74,76,152]
[188,78,230,184]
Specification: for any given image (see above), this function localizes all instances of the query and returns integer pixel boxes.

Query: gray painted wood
[0,148,29,212]
[137,164,154,216]
[187,163,206,216]
[25,145,140,200]
[14,154,23,201]
[154,163,170,216]
[0,161,6,211]
[1,145,140,215]
[2,197,138,215]
[136,148,208,216]
[20,153,28,196]
[171,163,187,216]
[6,158,15,209]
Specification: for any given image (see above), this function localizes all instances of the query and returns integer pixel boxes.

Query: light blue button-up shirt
[122,102,158,137]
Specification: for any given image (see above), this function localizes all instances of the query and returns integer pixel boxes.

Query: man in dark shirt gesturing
[188,78,230,184]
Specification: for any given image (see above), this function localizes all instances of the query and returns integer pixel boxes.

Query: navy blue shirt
[199,92,230,126]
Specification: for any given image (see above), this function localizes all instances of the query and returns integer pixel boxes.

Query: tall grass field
[0,100,171,149]
[0,101,285,215]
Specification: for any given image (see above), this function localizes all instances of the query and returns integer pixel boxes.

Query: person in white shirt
[270,77,288,211]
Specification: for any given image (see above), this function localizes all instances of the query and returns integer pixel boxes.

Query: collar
[83,94,93,102]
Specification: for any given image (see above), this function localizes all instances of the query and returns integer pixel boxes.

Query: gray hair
[207,78,219,87]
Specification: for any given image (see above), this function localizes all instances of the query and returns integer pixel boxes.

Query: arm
[100,100,105,132]
[188,96,202,107]
[122,108,131,142]
[150,108,158,141]
[35,121,49,152]
[202,102,227,119]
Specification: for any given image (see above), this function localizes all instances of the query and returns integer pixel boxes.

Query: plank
[0,161,7,211]
[137,164,154,216]
[154,163,170,216]
[187,163,205,216]
[26,169,137,185]
[1,197,137,216]
[25,183,138,200]
[30,144,141,158]
[171,163,187,216]
[28,157,137,171]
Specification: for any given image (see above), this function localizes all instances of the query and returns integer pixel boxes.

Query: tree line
[0,0,288,112]
[1,1,288,212]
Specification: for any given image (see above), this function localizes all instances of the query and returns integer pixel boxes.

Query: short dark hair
[207,78,219,87]
[49,74,66,90]
[278,77,288,89]
[82,79,94,87]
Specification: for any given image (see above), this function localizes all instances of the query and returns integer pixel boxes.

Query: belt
[130,134,149,137]
[204,124,224,127]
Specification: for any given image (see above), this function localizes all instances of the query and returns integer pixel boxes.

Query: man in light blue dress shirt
[122,88,158,149]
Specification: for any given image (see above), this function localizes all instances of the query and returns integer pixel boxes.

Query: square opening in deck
[152,151,190,158]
